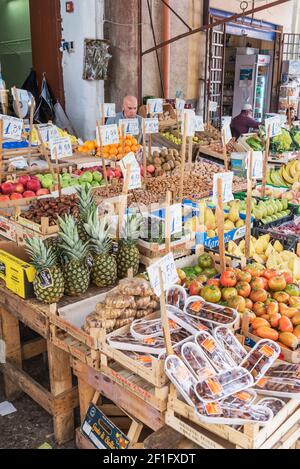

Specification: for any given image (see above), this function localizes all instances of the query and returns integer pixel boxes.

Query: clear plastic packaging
[213,326,247,366]
[257,397,285,415]
[167,306,211,335]
[267,364,300,380]
[195,331,236,371]
[184,296,238,328]
[130,317,181,340]
[240,340,281,385]
[195,402,273,426]
[255,376,300,399]
[166,285,187,310]
[222,389,257,407]
[181,342,216,381]
[165,355,198,406]
[194,367,254,403]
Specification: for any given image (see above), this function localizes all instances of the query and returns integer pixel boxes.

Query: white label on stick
[265,115,282,138]
[212,172,234,204]
[143,118,159,135]
[247,151,263,179]
[100,103,116,118]
[119,152,139,172]
[147,99,164,114]
[121,163,142,191]
[97,124,119,146]
[170,204,182,235]
[119,118,140,136]
[0,115,23,141]
[222,123,232,145]
[147,253,179,297]
[195,116,205,132]
[50,137,73,160]
[181,110,196,137]
[37,124,59,144]
[175,99,186,111]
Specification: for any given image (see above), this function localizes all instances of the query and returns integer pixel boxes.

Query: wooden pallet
[166,386,300,449]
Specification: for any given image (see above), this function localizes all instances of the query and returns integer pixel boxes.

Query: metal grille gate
[282,33,300,61]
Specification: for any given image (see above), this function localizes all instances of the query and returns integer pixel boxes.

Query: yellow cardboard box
[0,242,36,299]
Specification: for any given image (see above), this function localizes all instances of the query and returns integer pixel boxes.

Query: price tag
[175,99,186,111]
[265,115,282,137]
[147,99,164,114]
[127,165,142,190]
[143,118,159,135]
[96,124,119,146]
[212,172,234,204]
[12,88,30,102]
[0,115,23,141]
[181,110,195,137]
[50,137,73,160]
[195,116,205,132]
[170,204,182,235]
[147,253,179,297]
[209,101,218,112]
[100,103,116,118]
[222,123,232,145]
[247,151,263,179]
[119,152,139,172]
[37,124,59,144]
[119,118,140,136]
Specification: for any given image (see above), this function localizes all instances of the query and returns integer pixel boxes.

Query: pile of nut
[19,195,79,226]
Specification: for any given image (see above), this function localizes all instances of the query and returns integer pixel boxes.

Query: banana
[289,160,298,179]
[282,166,295,184]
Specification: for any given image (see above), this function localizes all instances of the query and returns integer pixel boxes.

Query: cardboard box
[0,242,35,299]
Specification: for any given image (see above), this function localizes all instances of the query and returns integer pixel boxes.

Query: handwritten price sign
[50,137,73,160]
[97,124,119,146]
[119,119,140,136]
[147,99,164,115]
[212,172,234,204]
[37,124,59,144]
[143,118,159,135]
[181,110,196,137]
[195,116,205,132]
[147,253,179,297]
[175,99,186,111]
[100,103,116,118]
[247,151,263,179]
[265,115,282,138]
[0,115,23,141]
[222,123,232,145]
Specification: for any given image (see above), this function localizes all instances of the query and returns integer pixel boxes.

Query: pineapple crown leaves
[120,214,143,245]
[58,215,90,262]
[76,185,96,222]
[84,211,112,255]
[25,237,58,270]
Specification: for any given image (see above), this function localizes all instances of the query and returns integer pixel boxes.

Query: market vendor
[230,104,260,140]
[107,95,143,143]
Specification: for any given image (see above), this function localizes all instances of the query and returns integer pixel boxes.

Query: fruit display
[0,175,49,202]
[176,253,218,296]
[227,198,291,225]
[19,195,79,226]
[267,160,300,187]
[203,202,245,238]
[271,128,293,154]
[147,148,182,177]
[116,215,142,279]
[273,219,300,236]
[246,135,264,151]
[29,126,78,147]
[161,131,201,146]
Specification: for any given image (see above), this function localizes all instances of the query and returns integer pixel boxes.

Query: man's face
[123,99,137,118]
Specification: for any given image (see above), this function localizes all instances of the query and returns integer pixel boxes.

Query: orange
[125,139,132,146]
[131,145,138,153]
[103,152,110,159]
[86,141,96,151]
[125,146,131,154]
[117,153,123,160]
[109,148,117,156]
[131,138,138,145]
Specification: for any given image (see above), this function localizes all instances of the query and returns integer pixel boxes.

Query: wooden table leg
[0,307,23,399]
[78,377,95,424]
[47,340,74,444]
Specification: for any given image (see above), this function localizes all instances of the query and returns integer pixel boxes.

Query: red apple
[114,168,122,179]
[26,179,41,192]
[1,182,14,195]
[23,191,36,199]
[36,189,50,196]
[147,165,155,174]
[18,175,30,186]
[0,195,10,202]
[10,193,23,200]
[106,169,115,180]
[13,183,25,194]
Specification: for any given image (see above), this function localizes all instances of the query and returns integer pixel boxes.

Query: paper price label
[170,204,182,235]
[119,118,140,136]
[175,98,186,111]
[147,253,179,297]
[195,116,205,132]
[128,165,142,190]
[247,151,263,179]
[147,99,164,115]
[209,101,218,112]
[119,152,139,172]
[143,118,159,135]
[212,172,234,204]
[265,115,282,138]
[100,103,116,118]
[0,115,23,141]
[181,110,196,137]
[97,124,119,146]
[222,123,232,145]
[50,137,73,160]
[37,124,59,144]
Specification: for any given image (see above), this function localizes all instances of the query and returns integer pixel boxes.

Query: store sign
[38,124,59,144]
[181,110,196,137]
[82,404,130,450]
[212,172,234,204]
[97,124,119,146]
[147,253,179,297]
[50,137,73,160]
[119,118,140,136]
[195,116,205,132]
[143,118,159,135]
[265,115,282,138]
[222,123,232,145]
[100,103,116,118]
[147,99,164,114]
[0,115,23,141]
[175,99,186,111]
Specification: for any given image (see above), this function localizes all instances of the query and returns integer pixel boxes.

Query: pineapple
[117,215,141,279]
[84,211,117,287]
[76,185,96,242]
[25,238,64,304]
[58,215,91,296]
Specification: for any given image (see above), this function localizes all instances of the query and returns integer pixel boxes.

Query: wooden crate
[16,212,59,235]
[138,235,195,266]
[166,387,300,449]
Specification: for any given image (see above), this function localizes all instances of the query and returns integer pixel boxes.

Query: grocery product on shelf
[267,160,300,187]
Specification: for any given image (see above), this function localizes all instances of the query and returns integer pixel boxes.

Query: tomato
[268,276,287,292]
[266,301,279,316]
[222,287,238,302]
[253,302,267,317]
[244,263,265,279]
[236,270,252,283]
[263,269,279,280]
[236,281,251,298]
[250,289,268,303]
[227,295,246,313]
[250,278,268,290]
[273,291,290,303]
[269,313,281,328]
[200,285,222,304]
[289,296,300,307]
[202,268,218,279]
[285,284,300,297]
[245,298,253,309]
[282,272,293,285]
[207,279,220,287]
[220,270,237,288]
[189,281,202,296]
[198,253,213,269]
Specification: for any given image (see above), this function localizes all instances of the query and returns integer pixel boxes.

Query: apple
[106,168,115,180]
[114,168,122,179]
[147,165,155,174]
[36,189,50,196]
[13,183,25,194]
[1,182,14,195]
[10,193,23,200]
[26,179,41,192]
[18,175,30,186]
[0,195,10,202]
[23,191,36,199]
